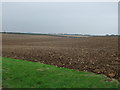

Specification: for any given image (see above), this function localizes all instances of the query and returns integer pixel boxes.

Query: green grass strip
[2,57,120,88]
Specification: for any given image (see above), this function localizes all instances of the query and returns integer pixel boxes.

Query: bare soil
[2,34,120,81]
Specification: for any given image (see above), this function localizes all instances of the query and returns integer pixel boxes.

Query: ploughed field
[2,34,120,81]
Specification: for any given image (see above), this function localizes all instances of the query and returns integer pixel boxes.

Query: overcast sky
[2,2,118,35]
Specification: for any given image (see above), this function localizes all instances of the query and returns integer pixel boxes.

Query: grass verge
[2,57,120,88]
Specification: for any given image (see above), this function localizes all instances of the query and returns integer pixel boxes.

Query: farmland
[2,33,120,81]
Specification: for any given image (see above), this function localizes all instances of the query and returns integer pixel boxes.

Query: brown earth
[2,34,120,81]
